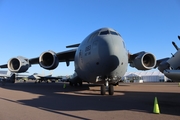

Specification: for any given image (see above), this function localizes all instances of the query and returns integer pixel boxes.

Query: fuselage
[159,49,180,82]
[74,28,128,84]
[164,70,180,82]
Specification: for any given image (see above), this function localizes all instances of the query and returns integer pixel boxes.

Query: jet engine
[39,51,59,70]
[7,56,30,73]
[129,52,156,70]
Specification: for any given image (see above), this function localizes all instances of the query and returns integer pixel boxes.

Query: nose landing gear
[100,81,114,95]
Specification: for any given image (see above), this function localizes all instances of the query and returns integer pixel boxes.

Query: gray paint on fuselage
[74,28,128,83]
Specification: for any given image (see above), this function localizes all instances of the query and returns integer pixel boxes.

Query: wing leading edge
[0,49,77,70]
[29,49,77,64]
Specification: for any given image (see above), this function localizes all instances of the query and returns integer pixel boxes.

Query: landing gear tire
[101,85,106,95]
[108,84,114,95]
[79,81,82,86]
[69,81,73,86]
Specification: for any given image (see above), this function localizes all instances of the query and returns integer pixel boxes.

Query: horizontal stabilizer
[66,43,80,48]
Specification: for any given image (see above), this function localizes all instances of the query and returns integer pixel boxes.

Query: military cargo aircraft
[0,28,156,95]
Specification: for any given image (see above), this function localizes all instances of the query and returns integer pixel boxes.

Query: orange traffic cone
[153,97,160,114]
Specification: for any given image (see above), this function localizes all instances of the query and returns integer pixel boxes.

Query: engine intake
[130,52,156,70]
[39,51,59,70]
[8,56,30,73]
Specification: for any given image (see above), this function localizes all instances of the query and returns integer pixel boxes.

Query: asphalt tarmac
[0,81,180,120]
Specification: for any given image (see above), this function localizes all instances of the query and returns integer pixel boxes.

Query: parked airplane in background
[0,71,15,83]
[0,28,156,95]
[17,73,62,83]
[156,36,180,81]
[0,70,11,77]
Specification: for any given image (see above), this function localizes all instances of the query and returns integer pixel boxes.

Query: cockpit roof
[98,28,121,36]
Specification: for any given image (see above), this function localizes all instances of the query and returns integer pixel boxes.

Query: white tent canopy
[123,71,167,82]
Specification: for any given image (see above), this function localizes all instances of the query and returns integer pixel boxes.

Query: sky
[0,0,180,76]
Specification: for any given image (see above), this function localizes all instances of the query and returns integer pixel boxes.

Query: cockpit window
[110,31,119,35]
[99,30,110,35]
[99,30,121,36]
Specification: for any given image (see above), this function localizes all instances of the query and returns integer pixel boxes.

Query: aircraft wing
[29,49,77,64]
[56,49,77,62]
[29,49,76,64]
[154,57,170,68]
[0,64,8,68]
[0,49,77,70]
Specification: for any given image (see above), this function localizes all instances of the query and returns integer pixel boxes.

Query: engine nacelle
[8,56,30,73]
[39,50,59,70]
[130,52,156,70]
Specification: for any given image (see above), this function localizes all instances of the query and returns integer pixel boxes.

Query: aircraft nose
[98,38,120,71]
